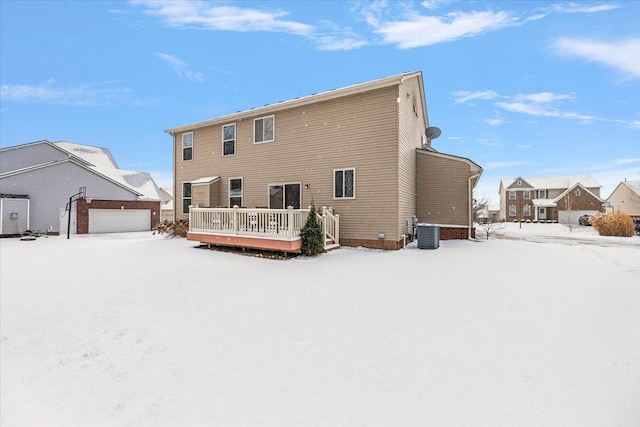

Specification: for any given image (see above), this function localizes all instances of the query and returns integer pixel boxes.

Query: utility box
[417,224,440,249]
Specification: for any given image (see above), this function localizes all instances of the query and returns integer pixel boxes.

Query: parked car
[634,218,640,235]
[578,214,592,226]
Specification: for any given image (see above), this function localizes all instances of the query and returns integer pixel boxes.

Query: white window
[182,132,193,161]
[223,124,235,156]
[334,168,355,199]
[229,178,243,207]
[575,189,581,196]
[539,189,547,199]
[523,204,531,217]
[509,191,516,200]
[254,115,274,143]
[182,182,192,214]
[509,205,516,217]
[523,190,531,199]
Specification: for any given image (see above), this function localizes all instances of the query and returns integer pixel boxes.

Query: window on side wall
[254,115,274,143]
[229,178,243,207]
[182,132,193,161]
[182,182,192,214]
[223,124,236,156]
[509,205,516,217]
[334,168,355,199]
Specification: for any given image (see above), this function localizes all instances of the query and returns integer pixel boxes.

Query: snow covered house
[605,180,640,218]
[0,140,162,236]
[498,175,604,224]
[165,71,483,251]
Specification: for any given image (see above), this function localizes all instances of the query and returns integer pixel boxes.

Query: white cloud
[613,158,640,166]
[154,52,204,82]
[485,118,505,126]
[551,38,640,79]
[420,0,452,10]
[131,0,313,35]
[551,3,620,14]
[452,90,499,105]
[0,80,130,106]
[372,10,517,48]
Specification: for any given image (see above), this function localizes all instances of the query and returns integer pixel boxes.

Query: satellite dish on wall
[425,126,441,140]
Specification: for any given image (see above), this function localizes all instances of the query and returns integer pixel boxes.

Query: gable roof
[501,175,601,191]
[165,71,426,135]
[0,158,143,197]
[1,140,161,200]
[553,182,604,203]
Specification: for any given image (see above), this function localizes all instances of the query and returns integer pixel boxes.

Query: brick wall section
[440,226,474,240]
[340,226,474,249]
[76,198,161,234]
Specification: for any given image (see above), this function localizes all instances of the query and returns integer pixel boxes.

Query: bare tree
[478,220,506,240]
[564,182,575,232]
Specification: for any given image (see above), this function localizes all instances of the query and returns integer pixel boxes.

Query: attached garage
[88,209,151,233]
[76,199,160,234]
[558,210,599,225]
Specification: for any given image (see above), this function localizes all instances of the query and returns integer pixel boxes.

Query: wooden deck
[188,206,339,253]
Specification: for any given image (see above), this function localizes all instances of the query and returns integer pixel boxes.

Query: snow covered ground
[1,224,639,426]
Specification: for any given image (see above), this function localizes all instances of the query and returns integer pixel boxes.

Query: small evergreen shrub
[152,219,189,238]
[590,212,634,237]
[300,204,324,256]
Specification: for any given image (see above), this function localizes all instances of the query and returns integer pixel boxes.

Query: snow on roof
[54,141,119,169]
[54,141,161,200]
[162,200,173,210]
[191,176,220,185]
[623,181,640,197]
[501,175,601,190]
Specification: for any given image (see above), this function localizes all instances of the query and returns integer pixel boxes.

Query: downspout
[468,172,481,239]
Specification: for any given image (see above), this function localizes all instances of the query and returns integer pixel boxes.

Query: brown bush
[152,219,189,238]
[590,212,634,237]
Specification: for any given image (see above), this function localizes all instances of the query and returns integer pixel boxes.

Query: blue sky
[1,0,639,202]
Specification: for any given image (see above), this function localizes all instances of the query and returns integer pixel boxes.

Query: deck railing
[317,206,340,244]
[190,206,311,238]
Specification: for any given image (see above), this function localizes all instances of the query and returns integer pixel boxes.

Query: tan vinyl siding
[174,85,401,242]
[397,76,427,237]
[416,151,472,226]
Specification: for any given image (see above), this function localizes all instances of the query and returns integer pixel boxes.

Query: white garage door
[558,210,598,225]
[89,209,150,233]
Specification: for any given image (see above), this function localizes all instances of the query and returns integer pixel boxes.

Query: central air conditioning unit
[416,224,440,249]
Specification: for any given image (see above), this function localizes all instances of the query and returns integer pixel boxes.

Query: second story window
[223,124,236,156]
[182,132,193,161]
[334,168,355,199]
[254,115,274,143]
[539,189,547,199]
[509,190,516,200]
[523,190,531,199]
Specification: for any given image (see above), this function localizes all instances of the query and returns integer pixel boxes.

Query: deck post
[233,205,239,235]
[287,206,293,237]
[188,205,193,231]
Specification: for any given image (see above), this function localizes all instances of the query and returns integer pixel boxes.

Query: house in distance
[165,71,482,251]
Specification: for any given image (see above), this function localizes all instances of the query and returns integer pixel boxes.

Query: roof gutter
[468,171,482,239]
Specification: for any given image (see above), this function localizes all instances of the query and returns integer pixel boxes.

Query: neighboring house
[498,175,604,224]
[605,180,640,217]
[159,187,174,222]
[0,140,162,236]
[165,71,482,251]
